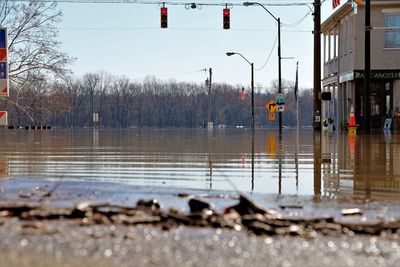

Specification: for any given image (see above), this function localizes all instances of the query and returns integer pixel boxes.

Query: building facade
[321,0,400,129]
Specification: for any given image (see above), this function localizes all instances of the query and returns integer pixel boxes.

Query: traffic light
[223,8,230,29]
[161,7,168,28]
[321,92,332,101]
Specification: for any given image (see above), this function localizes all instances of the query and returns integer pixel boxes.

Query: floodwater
[0,128,399,200]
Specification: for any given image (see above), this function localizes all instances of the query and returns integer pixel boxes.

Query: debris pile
[1,195,399,237]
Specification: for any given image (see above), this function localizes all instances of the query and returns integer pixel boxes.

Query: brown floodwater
[0,128,399,200]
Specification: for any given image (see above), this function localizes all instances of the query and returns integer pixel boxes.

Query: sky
[54,0,343,90]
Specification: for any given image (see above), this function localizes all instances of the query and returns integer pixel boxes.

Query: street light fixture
[226,52,255,130]
[243,1,282,135]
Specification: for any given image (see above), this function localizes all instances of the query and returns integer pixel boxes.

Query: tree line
[2,72,313,128]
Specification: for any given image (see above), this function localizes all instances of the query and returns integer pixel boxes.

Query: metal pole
[364,0,371,132]
[251,62,255,191]
[296,62,299,130]
[278,18,282,135]
[251,63,255,130]
[313,0,321,131]
[208,68,212,128]
[91,90,94,128]
[243,2,281,131]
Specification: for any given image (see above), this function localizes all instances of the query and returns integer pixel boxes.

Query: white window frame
[383,9,400,49]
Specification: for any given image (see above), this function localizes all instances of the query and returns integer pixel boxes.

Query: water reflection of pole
[295,125,299,192]
[92,128,99,148]
[295,62,299,192]
[278,131,282,195]
[208,128,213,190]
[251,126,255,192]
[364,135,371,199]
[313,132,321,199]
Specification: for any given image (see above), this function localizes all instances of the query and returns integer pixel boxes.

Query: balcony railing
[324,58,338,78]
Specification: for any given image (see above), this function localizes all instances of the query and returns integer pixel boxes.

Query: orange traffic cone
[348,105,358,135]
[349,105,356,127]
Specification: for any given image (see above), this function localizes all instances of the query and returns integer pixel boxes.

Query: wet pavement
[1,178,400,266]
[1,222,400,267]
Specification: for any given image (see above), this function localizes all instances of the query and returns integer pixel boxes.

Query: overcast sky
[56,0,343,90]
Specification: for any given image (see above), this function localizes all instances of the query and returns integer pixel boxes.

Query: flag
[241,87,246,101]
[294,62,299,101]
[332,0,340,9]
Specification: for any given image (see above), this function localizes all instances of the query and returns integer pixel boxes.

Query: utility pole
[251,63,255,191]
[208,68,212,128]
[278,17,282,136]
[251,63,254,130]
[312,0,322,201]
[364,0,371,132]
[313,0,321,131]
[204,68,213,128]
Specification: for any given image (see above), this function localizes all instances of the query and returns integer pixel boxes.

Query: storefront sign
[354,70,400,80]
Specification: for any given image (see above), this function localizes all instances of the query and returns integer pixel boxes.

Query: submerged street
[0,128,400,266]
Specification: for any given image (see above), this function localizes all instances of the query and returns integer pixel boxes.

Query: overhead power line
[255,33,277,71]
[8,0,313,7]
[59,26,311,32]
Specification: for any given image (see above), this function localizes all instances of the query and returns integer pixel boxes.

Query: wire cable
[59,26,312,32]
[255,33,277,71]
[282,10,312,27]
[8,0,314,7]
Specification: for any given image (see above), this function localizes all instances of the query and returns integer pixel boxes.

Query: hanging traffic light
[161,7,168,28]
[223,8,230,30]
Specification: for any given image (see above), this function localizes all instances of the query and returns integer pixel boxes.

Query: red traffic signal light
[161,7,168,28]
[223,8,230,29]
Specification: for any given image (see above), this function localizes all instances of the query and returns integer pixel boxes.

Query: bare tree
[0,0,74,85]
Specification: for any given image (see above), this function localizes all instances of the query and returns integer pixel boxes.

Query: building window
[348,16,353,51]
[385,15,400,48]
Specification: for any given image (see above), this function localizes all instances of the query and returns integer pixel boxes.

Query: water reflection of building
[352,133,400,197]
[321,1,400,129]
[322,132,400,199]
[0,155,9,177]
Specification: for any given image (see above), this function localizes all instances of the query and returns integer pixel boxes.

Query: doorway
[355,80,393,129]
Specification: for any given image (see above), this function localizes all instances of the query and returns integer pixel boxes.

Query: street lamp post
[243,1,282,135]
[227,52,255,189]
[226,52,255,130]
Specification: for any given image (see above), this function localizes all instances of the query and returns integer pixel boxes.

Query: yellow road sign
[268,112,275,121]
[266,99,277,113]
